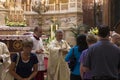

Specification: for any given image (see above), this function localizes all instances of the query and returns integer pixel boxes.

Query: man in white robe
[31,26,45,80]
[0,42,10,80]
[47,29,71,80]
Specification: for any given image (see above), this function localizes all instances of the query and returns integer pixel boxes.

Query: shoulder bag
[68,48,76,71]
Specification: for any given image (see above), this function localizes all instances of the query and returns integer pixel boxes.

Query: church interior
[0,0,120,53]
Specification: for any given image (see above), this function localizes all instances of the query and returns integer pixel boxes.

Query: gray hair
[86,33,97,44]
[55,29,64,36]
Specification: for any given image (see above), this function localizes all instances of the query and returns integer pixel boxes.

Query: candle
[30,2,32,11]
[56,25,58,30]
[51,24,53,38]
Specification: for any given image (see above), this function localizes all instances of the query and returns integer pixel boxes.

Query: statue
[0,1,5,9]
[32,1,48,14]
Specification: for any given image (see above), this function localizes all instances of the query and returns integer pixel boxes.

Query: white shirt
[31,36,45,71]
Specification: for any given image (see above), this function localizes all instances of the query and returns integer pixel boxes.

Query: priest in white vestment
[47,29,71,80]
[0,42,10,80]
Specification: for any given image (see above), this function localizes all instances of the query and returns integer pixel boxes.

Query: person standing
[9,38,38,80]
[31,26,45,80]
[111,32,120,47]
[83,25,120,80]
[65,34,88,80]
[47,29,71,80]
[80,33,97,80]
[0,42,10,80]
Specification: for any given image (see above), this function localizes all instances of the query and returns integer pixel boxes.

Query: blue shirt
[65,45,81,75]
[11,53,38,79]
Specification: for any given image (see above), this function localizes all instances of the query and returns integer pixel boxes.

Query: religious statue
[0,0,5,8]
[32,1,48,14]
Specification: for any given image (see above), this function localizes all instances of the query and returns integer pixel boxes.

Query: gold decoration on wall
[13,40,22,50]
[49,0,68,4]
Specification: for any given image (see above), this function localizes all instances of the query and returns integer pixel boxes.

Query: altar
[0,35,32,53]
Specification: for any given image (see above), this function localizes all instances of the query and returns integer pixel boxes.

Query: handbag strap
[16,53,20,66]
[72,48,74,56]
[72,48,76,60]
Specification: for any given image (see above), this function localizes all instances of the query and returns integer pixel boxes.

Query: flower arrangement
[88,27,98,35]
[5,16,27,27]
[6,21,27,27]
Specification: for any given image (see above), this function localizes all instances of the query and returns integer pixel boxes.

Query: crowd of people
[0,25,120,80]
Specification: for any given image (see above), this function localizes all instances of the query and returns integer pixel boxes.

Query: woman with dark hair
[65,34,88,80]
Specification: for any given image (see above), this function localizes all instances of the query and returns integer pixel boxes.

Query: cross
[52,17,57,23]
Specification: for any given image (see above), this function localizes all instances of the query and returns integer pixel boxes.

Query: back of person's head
[86,33,98,44]
[76,34,88,52]
[111,32,120,47]
[98,25,110,38]
[22,38,33,48]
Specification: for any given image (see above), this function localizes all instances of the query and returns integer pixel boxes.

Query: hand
[36,49,44,54]
[59,48,66,52]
